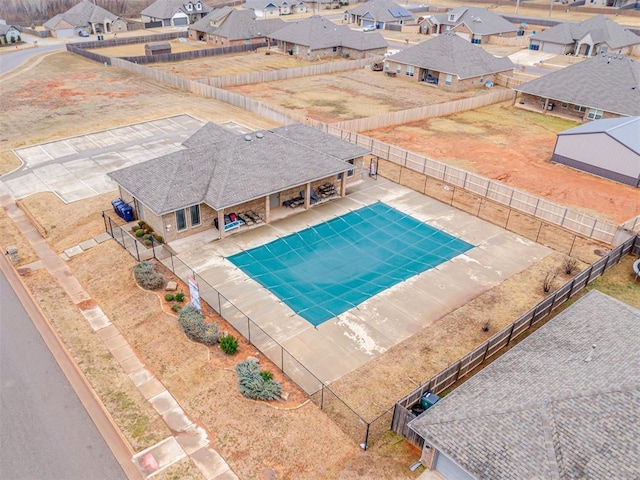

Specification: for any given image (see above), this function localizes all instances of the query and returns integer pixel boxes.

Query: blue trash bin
[120,205,134,222]
[111,198,124,214]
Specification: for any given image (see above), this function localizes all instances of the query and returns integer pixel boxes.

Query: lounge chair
[237,213,254,225]
[246,210,263,223]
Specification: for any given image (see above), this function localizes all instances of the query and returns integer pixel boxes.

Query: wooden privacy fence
[120,42,267,64]
[392,234,640,448]
[330,89,514,132]
[495,73,527,88]
[200,56,378,88]
[74,31,187,50]
[327,127,621,244]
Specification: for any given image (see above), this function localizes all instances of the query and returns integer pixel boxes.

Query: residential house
[267,15,388,59]
[552,116,640,187]
[529,15,640,56]
[409,290,640,479]
[43,0,127,38]
[306,0,342,12]
[419,6,517,44]
[107,123,370,242]
[188,7,285,46]
[0,23,21,43]
[141,0,211,27]
[344,0,414,30]
[242,0,307,18]
[513,53,640,120]
[383,33,514,91]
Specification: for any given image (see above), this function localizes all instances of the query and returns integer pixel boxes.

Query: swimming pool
[228,202,474,326]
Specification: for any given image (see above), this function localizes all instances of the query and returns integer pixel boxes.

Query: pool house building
[107,123,370,242]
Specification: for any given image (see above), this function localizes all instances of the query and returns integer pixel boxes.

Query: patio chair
[633,258,640,282]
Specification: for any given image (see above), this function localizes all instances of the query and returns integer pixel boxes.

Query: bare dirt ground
[227,69,498,123]
[0,51,280,176]
[89,38,213,57]
[365,102,640,223]
[148,49,339,79]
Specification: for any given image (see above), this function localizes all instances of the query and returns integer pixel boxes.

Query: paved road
[0,43,64,75]
[0,270,127,480]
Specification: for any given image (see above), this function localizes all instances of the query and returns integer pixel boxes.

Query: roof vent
[244,134,252,141]
[256,132,264,139]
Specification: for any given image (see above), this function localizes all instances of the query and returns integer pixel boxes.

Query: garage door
[173,17,188,26]
[455,32,470,41]
[362,20,375,28]
[434,451,475,480]
[541,42,563,54]
[55,28,74,39]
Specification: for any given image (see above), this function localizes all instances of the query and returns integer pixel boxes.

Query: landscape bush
[171,303,182,313]
[135,229,145,238]
[175,291,185,303]
[220,334,239,355]
[235,359,282,401]
[133,261,165,290]
[178,305,219,345]
[562,255,579,275]
[164,293,175,302]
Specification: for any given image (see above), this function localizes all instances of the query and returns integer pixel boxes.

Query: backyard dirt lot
[227,69,498,123]
[365,103,640,223]
[89,38,212,57]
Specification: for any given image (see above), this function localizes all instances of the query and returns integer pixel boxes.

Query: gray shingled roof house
[107,123,370,242]
[267,15,388,59]
[242,0,307,18]
[420,6,517,43]
[0,23,21,42]
[514,53,640,120]
[344,0,414,29]
[529,15,640,56]
[552,116,640,187]
[188,7,284,45]
[409,290,640,480]
[141,0,211,27]
[384,33,513,91]
[43,0,126,38]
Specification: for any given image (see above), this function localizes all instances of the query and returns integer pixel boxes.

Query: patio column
[340,174,347,198]
[217,210,225,240]
[543,98,549,115]
[304,183,311,209]
[265,196,271,223]
[512,91,518,106]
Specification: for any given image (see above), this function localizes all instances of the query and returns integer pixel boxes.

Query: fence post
[569,235,577,257]
[361,424,370,451]
[481,341,490,363]
[506,323,516,346]
[108,216,114,237]
[281,346,284,371]
[170,253,175,273]
[120,227,125,245]
[535,222,543,243]
[134,238,140,262]
[151,237,156,259]
[321,385,324,409]
[247,317,251,344]
[102,211,107,233]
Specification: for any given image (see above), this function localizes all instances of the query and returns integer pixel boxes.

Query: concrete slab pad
[189,447,235,480]
[94,232,112,244]
[61,187,101,203]
[104,334,128,351]
[64,136,99,152]
[162,407,194,432]
[129,368,155,387]
[149,391,180,416]
[97,323,120,341]
[69,290,92,305]
[138,378,166,400]
[64,245,84,258]
[121,355,144,374]
[5,174,48,199]
[42,141,77,158]
[175,425,210,455]
[81,307,112,331]
[111,344,136,361]
[132,437,186,479]
[59,252,69,261]
[14,145,52,167]
[23,260,43,271]
[79,239,98,251]
[64,158,99,174]
[33,163,70,180]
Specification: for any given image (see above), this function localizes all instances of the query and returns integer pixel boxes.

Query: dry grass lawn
[90,38,213,57]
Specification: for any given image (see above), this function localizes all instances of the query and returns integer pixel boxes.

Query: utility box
[420,392,440,410]
[6,246,19,264]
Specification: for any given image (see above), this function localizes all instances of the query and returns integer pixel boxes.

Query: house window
[573,105,587,113]
[587,108,603,120]
[333,46,338,52]
[186,3,193,10]
[561,102,568,109]
[406,65,414,77]
[479,75,484,83]
[176,209,187,231]
[384,62,389,71]
[449,14,455,21]
[396,65,402,74]
[196,2,202,10]
[338,159,355,180]
[245,39,250,45]
[445,74,452,86]
[190,205,201,226]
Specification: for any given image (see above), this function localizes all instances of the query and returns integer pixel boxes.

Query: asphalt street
[0,270,126,480]
[0,43,64,75]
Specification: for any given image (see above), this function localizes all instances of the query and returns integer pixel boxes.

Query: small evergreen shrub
[133,261,165,290]
[137,220,147,229]
[135,229,145,238]
[220,334,239,355]
[260,370,274,381]
[153,234,163,243]
[235,359,282,401]
[164,293,175,302]
[171,303,182,313]
[144,239,152,247]
[131,226,139,234]
[178,305,219,345]
[175,291,185,303]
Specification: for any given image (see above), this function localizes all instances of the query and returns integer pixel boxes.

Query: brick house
[409,290,640,479]
[418,6,517,44]
[141,0,211,27]
[188,7,284,46]
[107,123,370,242]
[529,15,640,56]
[513,53,640,121]
[267,15,388,60]
[344,0,414,30]
[242,0,307,18]
[383,33,514,91]
[43,0,127,38]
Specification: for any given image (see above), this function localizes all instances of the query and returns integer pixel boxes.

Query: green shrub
[260,370,274,381]
[153,233,163,243]
[131,226,139,234]
[135,229,145,238]
[235,359,282,401]
[137,220,147,229]
[171,303,182,313]
[132,261,165,290]
[178,305,219,345]
[144,239,152,247]
[175,291,185,302]
[220,334,239,355]
[164,293,175,301]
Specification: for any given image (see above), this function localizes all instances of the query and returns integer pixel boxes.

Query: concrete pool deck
[177,177,553,392]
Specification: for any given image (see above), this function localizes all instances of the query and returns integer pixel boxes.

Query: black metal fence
[391,233,640,449]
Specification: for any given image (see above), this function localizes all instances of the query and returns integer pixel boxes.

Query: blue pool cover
[228,202,474,326]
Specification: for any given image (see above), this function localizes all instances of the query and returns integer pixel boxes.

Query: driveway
[2,115,204,202]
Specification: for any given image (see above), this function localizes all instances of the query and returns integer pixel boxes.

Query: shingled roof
[557,116,640,155]
[387,33,514,79]
[189,7,285,40]
[268,15,387,51]
[107,123,370,213]
[531,15,640,49]
[515,54,640,116]
[345,0,414,24]
[431,6,517,36]
[141,0,211,21]
[409,290,640,480]
[44,0,120,29]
